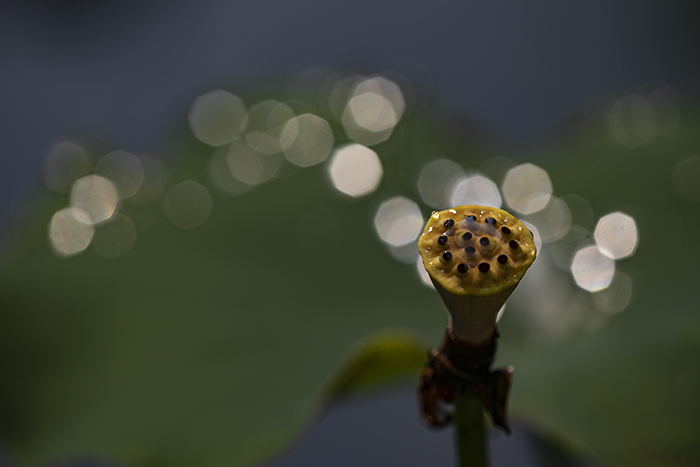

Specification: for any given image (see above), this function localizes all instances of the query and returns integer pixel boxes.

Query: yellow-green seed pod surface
[418,205,537,344]
[418,205,537,296]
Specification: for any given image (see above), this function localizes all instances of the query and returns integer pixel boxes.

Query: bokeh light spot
[280,114,334,167]
[244,131,280,156]
[348,92,397,132]
[164,181,213,229]
[503,163,552,214]
[417,159,465,209]
[43,141,91,193]
[608,95,653,147]
[478,156,515,187]
[49,208,94,257]
[594,212,638,259]
[93,213,137,258]
[341,76,405,146]
[374,196,423,247]
[672,156,700,204]
[523,196,572,243]
[642,84,680,135]
[207,148,251,196]
[129,155,166,204]
[630,95,658,136]
[227,141,280,186]
[328,144,383,197]
[71,175,119,224]
[188,90,248,146]
[387,243,420,264]
[245,100,295,155]
[450,174,502,208]
[609,84,680,145]
[592,271,633,314]
[560,193,595,230]
[328,74,364,121]
[571,245,615,292]
[94,150,145,199]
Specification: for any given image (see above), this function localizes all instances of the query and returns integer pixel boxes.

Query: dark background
[1,1,699,466]
[3,0,700,232]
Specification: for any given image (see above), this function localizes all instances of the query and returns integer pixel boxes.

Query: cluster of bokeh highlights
[379,155,645,339]
[44,73,405,259]
[41,70,699,342]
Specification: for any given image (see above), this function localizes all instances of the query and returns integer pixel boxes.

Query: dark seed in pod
[462,232,473,241]
[497,254,508,264]
[437,235,448,245]
[465,246,476,255]
[442,251,453,261]
[479,237,490,247]
[501,226,511,235]
[444,219,455,228]
[478,263,490,273]
[457,263,468,273]
[485,217,496,225]
[509,240,519,249]
[466,215,477,221]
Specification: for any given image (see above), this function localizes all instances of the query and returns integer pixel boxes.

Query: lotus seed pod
[418,205,537,344]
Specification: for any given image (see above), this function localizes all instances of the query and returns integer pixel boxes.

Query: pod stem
[454,392,489,467]
[418,327,512,467]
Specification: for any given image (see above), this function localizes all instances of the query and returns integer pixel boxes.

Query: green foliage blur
[0,75,699,467]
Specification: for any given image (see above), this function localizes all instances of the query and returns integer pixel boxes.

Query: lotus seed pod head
[418,205,537,344]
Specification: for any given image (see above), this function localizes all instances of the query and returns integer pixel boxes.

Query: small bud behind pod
[418,205,537,344]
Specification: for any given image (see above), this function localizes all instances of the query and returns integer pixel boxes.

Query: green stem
[454,393,488,467]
